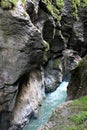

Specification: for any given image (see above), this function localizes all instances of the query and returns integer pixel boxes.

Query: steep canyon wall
[0,0,87,130]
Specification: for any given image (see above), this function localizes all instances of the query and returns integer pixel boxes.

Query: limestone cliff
[0,0,87,130]
[0,0,45,129]
[37,1,87,129]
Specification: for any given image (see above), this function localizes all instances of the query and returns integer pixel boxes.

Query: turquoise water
[24,81,68,130]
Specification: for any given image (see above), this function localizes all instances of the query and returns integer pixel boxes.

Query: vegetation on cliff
[40,0,87,21]
[69,0,87,19]
[0,0,25,10]
[41,0,64,21]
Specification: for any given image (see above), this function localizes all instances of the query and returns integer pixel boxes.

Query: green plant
[21,0,25,3]
[0,0,17,9]
[0,0,25,10]
[53,58,61,68]
[81,0,87,7]
[66,0,87,20]
[68,112,87,124]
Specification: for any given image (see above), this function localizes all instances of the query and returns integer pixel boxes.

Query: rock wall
[0,0,45,129]
[67,55,87,100]
[0,0,87,130]
[11,70,45,130]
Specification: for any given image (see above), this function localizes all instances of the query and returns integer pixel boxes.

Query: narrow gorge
[0,0,87,130]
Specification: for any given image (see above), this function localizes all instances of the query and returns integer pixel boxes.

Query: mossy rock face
[80,0,87,7]
[0,0,25,10]
[68,0,87,20]
[53,58,61,69]
[40,0,87,21]
[0,0,14,10]
[0,0,17,10]
[41,0,64,21]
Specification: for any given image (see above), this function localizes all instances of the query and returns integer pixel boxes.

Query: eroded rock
[67,55,87,100]
[44,58,63,93]
[0,0,87,130]
[0,1,45,129]
[10,70,45,129]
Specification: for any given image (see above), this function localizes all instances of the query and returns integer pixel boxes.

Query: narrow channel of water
[24,81,69,130]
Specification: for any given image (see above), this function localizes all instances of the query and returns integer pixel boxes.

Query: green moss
[69,0,87,20]
[69,0,80,20]
[68,111,87,124]
[66,125,87,130]
[21,0,25,3]
[48,96,87,130]
[56,0,64,11]
[71,95,87,111]
[67,96,87,129]
[53,58,61,68]
[80,0,87,7]
[42,0,87,22]
[41,0,87,21]
[0,0,25,10]
[0,0,14,10]
[41,0,64,21]
[75,55,87,74]
[0,0,17,9]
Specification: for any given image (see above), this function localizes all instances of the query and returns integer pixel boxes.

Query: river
[24,81,69,130]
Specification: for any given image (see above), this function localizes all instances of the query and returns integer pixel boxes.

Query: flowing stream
[24,81,69,130]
